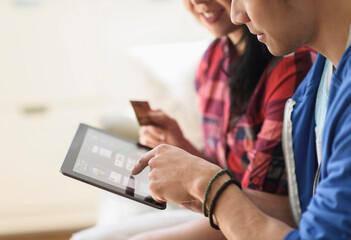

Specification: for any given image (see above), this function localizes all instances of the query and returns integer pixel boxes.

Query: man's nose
[231,0,250,25]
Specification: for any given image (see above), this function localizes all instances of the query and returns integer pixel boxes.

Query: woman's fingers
[148,110,171,127]
[139,126,166,147]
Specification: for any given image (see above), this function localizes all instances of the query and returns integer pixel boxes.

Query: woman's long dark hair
[224,26,273,119]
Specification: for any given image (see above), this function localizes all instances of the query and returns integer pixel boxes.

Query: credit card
[130,100,152,126]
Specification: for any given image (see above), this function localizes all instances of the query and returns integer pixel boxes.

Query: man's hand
[132,144,221,210]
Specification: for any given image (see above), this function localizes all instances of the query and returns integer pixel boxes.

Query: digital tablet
[60,123,166,210]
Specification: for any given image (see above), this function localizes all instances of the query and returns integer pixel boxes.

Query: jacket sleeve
[285,53,351,240]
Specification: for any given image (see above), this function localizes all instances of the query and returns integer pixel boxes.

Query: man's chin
[267,44,300,57]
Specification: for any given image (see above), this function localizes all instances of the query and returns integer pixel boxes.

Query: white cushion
[127,40,212,149]
[71,207,202,240]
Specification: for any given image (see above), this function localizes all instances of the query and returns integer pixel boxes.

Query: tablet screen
[61,124,166,209]
[73,128,151,197]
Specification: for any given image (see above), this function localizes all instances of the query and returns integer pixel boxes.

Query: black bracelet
[209,178,242,230]
[202,169,234,217]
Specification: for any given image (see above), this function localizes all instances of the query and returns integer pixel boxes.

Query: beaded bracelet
[202,168,233,217]
[209,178,242,230]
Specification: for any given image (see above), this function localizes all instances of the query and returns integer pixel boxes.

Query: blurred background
[0,0,212,239]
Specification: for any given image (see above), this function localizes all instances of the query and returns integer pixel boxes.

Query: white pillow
[72,207,202,240]
[127,40,212,149]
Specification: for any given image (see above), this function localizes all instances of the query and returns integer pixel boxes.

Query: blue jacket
[283,45,351,239]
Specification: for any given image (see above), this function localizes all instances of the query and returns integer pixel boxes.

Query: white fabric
[315,59,332,165]
[71,208,202,240]
[126,40,211,149]
[282,99,302,225]
[347,21,351,49]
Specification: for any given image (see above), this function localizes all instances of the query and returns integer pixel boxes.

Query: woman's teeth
[203,12,216,18]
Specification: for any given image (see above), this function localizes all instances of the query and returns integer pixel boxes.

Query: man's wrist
[189,166,218,202]
[205,174,232,212]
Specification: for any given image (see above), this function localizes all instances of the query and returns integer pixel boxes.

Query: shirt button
[252,177,260,185]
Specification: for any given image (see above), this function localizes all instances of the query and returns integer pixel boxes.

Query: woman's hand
[132,144,221,211]
[139,110,189,150]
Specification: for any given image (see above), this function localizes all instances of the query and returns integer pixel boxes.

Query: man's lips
[257,33,265,42]
[248,27,265,42]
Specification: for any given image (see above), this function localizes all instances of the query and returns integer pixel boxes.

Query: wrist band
[209,178,242,230]
[202,168,233,217]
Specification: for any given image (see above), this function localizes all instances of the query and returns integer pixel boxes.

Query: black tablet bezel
[60,123,166,210]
